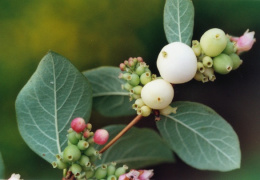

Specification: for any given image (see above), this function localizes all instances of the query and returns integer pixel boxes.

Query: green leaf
[95,125,174,169]
[15,51,92,163]
[0,152,4,179]
[83,67,135,117]
[156,101,241,171]
[164,0,194,45]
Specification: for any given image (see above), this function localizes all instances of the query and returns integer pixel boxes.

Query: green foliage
[15,52,92,163]
[164,0,194,45]
[157,101,241,171]
[0,152,4,179]
[95,125,175,169]
[83,67,135,117]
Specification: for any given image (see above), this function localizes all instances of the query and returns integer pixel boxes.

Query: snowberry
[93,129,109,145]
[71,117,86,133]
[157,42,197,84]
[141,79,174,109]
[213,53,233,74]
[200,28,227,57]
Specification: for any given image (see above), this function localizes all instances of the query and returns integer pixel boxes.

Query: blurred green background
[0,0,260,179]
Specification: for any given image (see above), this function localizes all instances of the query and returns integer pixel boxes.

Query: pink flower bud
[230,29,256,54]
[119,169,154,180]
[70,117,86,133]
[93,129,109,145]
[137,57,143,62]
[120,63,126,71]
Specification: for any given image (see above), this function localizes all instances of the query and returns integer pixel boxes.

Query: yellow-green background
[1,0,260,179]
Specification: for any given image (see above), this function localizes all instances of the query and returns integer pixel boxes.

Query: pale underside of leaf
[164,0,194,45]
[16,51,92,163]
[157,101,241,171]
[83,67,135,117]
[95,125,174,169]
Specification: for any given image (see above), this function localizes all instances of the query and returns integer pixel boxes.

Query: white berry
[141,79,174,109]
[157,42,197,84]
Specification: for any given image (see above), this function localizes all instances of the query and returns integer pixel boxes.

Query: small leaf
[95,125,174,169]
[83,67,135,117]
[164,0,194,45]
[157,101,241,171]
[15,51,92,163]
[0,152,4,179]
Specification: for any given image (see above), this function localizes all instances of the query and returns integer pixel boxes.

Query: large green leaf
[156,101,241,171]
[164,0,194,45]
[83,67,135,117]
[15,51,92,163]
[95,125,174,169]
[0,152,4,179]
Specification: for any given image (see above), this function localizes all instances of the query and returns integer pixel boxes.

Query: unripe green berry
[130,94,141,101]
[79,155,90,167]
[77,140,89,150]
[67,131,80,145]
[203,68,216,82]
[192,40,202,56]
[202,56,213,68]
[135,65,146,76]
[200,28,227,57]
[134,98,145,108]
[141,79,174,109]
[122,73,131,80]
[84,146,97,157]
[85,169,95,178]
[115,165,128,178]
[130,85,142,95]
[107,175,117,180]
[52,159,69,169]
[107,162,117,176]
[127,73,140,86]
[70,163,82,176]
[197,62,205,73]
[137,105,152,117]
[63,145,81,163]
[159,105,177,116]
[95,165,108,179]
[140,72,152,85]
[122,83,133,92]
[213,53,233,74]
[229,53,243,70]
[194,72,208,83]
[223,38,236,55]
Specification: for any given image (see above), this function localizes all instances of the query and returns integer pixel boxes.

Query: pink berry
[71,117,86,133]
[93,129,109,145]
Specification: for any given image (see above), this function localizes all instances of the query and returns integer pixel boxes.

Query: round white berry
[157,42,197,84]
[141,79,174,109]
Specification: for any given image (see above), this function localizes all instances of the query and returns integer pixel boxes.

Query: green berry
[67,131,80,145]
[130,85,142,95]
[159,105,177,115]
[137,105,152,117]
[223,38,236,55]
[135,64,146,76]
[107,162,117,176]
[203,68,216,81]
[63,145,81,163]
[85,169,95,178]
[213,53,233,74]
[115,165,128,178]
[52,159,69,169]
[229,53,243,70]
[122,83,133,92]
[197,62,205,73]
[202,56,213,68]
[94,165,108,179]
[127,73,140,86]
[84,146,97,157]
[140,72,152,85]
[77,140,89,150]
[200,28,227,57]
[194,72,208,83]
[79,155,90,167]
[192,40,202,56]
[70,163,82,176]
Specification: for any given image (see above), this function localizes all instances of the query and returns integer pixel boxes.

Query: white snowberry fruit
[141,79,174,109]
[157,42,197,84]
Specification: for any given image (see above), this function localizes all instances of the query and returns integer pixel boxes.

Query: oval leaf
[156,101,241,171]
[95,125,174,169]
[0,152,4,179]
[164,0,194,45]
[83,67,135,117]
[15,51,92,163]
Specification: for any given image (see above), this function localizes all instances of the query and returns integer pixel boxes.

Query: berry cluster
[52,117,129,180]
[119,57,177,117]
[192,28,244,83]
